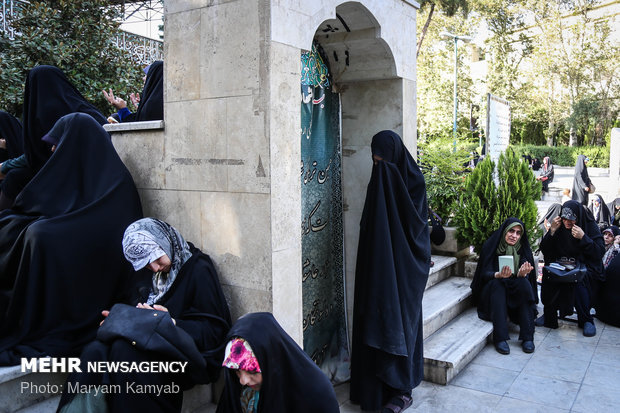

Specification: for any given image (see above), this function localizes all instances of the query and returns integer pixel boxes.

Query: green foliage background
[511,144,610,168]
[454,149,542,253]
[0,0,144,118]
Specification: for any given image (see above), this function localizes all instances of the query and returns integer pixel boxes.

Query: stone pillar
[114,0,419,346]
[610,128,620,186]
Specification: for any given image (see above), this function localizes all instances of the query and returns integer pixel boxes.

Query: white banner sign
[486,93,511,163]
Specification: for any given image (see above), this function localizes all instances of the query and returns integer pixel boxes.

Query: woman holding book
[470,218,538,355]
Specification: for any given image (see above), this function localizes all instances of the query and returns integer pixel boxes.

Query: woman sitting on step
[216,312,339,413]
[470,218,538,355]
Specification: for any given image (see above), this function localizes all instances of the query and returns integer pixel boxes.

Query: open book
[498,255,514,275]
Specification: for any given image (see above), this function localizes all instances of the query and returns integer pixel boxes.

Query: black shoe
[494,341,510,355]
[583,321,596,337]
[522,340,535,353]
[534,315,545,327]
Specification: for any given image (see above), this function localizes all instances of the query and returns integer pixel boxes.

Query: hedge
[511,145,609,168]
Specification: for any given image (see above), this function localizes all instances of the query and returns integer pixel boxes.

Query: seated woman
[594,253,620,327]
[58,217,231,413]
[0,65,107,210]
[601,226,620,269]
[536,156,554,193]
[0,111,23,163]
[607,197,620,227]
[538,200,604,336]
[471,218,538,355]
[0,113,142,365]
[538,203,562,235]
[103,61,163,122]
[217,312,339,413]
[588,194,612,230]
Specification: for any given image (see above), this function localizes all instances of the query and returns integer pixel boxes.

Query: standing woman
[588,194,612,229]
[350,130,430,413]
[571,155,593,206]
[536,156,554,193]
[470,218,538,354]
[217,312,339,413]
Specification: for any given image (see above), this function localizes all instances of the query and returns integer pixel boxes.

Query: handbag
[429,208,446,246]
[543,259,587,283]
[97,303,206,368]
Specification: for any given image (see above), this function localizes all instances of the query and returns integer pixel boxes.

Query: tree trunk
[569,127,576,147]
[546,120,554,146]
[416,3,435,58]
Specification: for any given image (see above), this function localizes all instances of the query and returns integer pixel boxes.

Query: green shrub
[418,135,470,225]
[511,145,609,168]
[454,149,542,253]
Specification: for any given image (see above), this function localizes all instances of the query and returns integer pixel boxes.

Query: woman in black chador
[608,197,620,226]
[104,60,164,122]
[0,111,23,163]
[595,253,620,327]
[350,130,430,413]
[571,155,592,206]
[58,218,231,413]
[471,218,538,355]
[216,312,339,413]
[538,200,604,337]
[0,113,142,365]
[588,194,611,229]
[0,66,107,209]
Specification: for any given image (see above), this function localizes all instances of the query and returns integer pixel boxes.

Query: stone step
[0,366,67,413]
[0,365,213,413]
[425,255,458,291]
[422,277,472,340]
[423,307,493,385]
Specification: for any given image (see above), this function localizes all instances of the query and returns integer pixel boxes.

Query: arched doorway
[301,1,400,383]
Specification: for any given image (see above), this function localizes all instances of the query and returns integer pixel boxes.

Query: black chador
[216,312,340,413]
[0,111,23,162]
[539,200,604,328]
[571,155,592,206]
[124,60,164,122]
[470,218,538,345]
[0,113,143,365]
[350,130,431,410]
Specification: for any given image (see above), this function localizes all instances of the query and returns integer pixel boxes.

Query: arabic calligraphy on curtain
[300,43,349,383]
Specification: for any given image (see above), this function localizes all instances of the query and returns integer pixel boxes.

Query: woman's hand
[102,89,127,110]
[100,309,110,326]
[571,225,585,240]
[496,265,513,279]
[136,303,175,325]
[549,216,562,235]
[517,261,534,277]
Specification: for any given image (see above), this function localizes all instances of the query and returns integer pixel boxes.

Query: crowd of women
[2,63,619,413]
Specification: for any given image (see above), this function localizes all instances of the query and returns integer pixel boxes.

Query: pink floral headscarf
[222,338,261,373]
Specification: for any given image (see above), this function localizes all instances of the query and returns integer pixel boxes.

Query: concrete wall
[111,0,419,345]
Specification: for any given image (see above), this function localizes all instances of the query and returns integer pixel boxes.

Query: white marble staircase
[421,255,493,385]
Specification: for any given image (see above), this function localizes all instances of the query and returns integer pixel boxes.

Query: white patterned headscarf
[122,218,193,304]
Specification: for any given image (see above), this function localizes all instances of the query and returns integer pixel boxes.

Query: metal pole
[453,37,458,153]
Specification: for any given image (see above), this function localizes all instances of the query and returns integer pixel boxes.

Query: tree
[0,0,143,117]
[417,0,471,57]
[455,149,541,253]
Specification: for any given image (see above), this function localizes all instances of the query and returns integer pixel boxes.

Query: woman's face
[562,218,576,230]
[504,225,523,246]
[604,232,614,245]
[594,199,600,207]
[147,254,171,273]
[236,369,263,390]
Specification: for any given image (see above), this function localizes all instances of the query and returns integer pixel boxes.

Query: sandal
[382,394,413,413]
